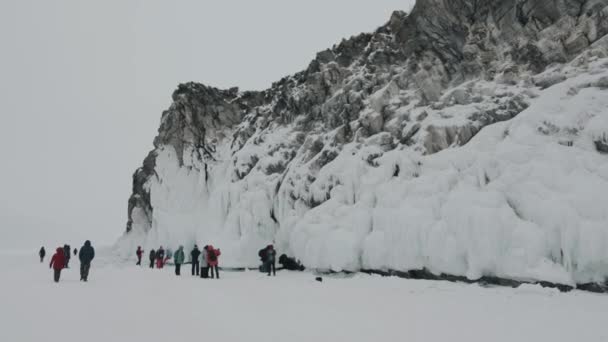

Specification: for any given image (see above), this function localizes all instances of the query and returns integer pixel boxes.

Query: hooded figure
[39,247,46,263]
[136,246,143,266]
[149,249,156,268]
[264,245,277,276]
[200,246,209,279]
[174,246,185,276]
[206,245,221,279]
[63,245,71,268]
[49,247,66,282]
[190,245,201,276]
[258,248,268,273]
[78,240,95,282]
[156,247,165,268]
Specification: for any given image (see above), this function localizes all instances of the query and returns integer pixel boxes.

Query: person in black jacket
[39,246,46,263]
[190,245,201,276]
[149,249,156,268]
[264,245,277,276]
[63,245,71,268]
[258,248,268,273]
[78,240,95,282]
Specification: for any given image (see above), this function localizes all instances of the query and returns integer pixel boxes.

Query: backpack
[208,249,217,262]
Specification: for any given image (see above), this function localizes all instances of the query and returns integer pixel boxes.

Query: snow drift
[119,0,608,286]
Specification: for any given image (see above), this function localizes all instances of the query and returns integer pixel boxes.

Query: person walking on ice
[149,249,156,268]
[78,240,95,282]
[156,246,165,269]
[265,245,277,276]
[165,248,173,265]
[200,246,209,278]
[190,245,201,276]
[206,245,221,279]
[136,246,143,266]
[63,244,71,268]
[174,246,185,276]
[49,247,66,283]
[39,246,46,263]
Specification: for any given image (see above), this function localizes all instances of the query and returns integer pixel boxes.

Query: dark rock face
[154,84,265,166]
[126,0,608,276]
[126,151,156,233]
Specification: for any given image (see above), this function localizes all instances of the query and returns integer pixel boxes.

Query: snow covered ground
[2,249,607,342]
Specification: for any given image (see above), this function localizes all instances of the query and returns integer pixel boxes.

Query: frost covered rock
[120,0,608,287]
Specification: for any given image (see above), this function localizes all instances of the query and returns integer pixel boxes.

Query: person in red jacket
[49,247,66,282]
[206,245,221,279]
[136,246,143,266]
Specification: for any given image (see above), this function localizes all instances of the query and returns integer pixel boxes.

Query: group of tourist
[136,243,300,277]
[139,244,222,279]
[39,240,95,282]
[39,240,305,283]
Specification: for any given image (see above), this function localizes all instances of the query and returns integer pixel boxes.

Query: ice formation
[119,0,608,286]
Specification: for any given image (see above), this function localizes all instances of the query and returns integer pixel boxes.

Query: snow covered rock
[120,0,608,287]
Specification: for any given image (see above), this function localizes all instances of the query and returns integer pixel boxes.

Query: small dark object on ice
[315,277,323,282]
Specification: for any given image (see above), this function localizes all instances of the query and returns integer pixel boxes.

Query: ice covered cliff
[120,0,608,287]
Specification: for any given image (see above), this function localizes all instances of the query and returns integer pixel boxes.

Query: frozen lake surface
[1,250,607,342]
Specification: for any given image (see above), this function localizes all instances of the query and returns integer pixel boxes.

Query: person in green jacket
[174,246,185,276]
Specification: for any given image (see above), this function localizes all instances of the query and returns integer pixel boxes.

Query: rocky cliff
[121,0,608,288]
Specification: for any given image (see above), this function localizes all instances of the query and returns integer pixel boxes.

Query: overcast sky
[0,0,413,249]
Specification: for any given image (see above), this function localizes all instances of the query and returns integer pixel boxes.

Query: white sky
[0,0,413,249]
